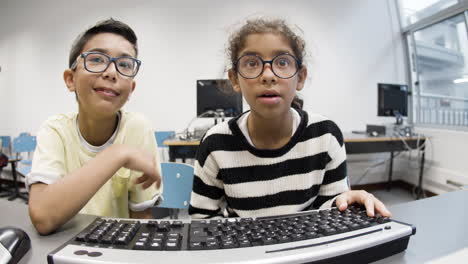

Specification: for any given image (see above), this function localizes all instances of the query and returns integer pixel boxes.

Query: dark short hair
[68,18,138,68]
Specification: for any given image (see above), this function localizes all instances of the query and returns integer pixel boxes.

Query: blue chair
[158,162,194,219]
[0,136,12,156]
[7,134,35,202]
[154,131,175,162]
[13,134,36,168]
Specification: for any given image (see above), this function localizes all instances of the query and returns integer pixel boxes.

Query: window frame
[397,0,468,130]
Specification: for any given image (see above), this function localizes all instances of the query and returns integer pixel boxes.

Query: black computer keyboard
[48,206,416,264]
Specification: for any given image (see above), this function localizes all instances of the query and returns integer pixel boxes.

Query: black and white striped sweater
[189,109,349,219]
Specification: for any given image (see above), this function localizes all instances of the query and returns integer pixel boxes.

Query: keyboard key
[148,242,163,250]
[206,241,220,249]
[75,232,88,242]
[238,239,251,247]
[133,242,147,250]
[165,241,180,251]
[171,221,184,228]
[189,242,203,250]
[222,240,237,249]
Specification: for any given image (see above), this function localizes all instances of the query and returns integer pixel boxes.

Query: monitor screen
[196,79,243,117]
[378,83,408,117]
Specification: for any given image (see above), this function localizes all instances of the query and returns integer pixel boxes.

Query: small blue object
[158,162,194,218]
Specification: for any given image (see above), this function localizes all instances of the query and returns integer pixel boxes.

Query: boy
[27,19,162,235]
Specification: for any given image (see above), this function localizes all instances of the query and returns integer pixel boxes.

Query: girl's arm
[313,122,349,209]
[29,144,161,235]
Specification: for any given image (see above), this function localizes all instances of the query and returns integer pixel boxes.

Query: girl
[189,18,391,219]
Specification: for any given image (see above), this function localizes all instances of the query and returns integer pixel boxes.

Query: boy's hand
[335,190,391,217]
[120,146,162,189]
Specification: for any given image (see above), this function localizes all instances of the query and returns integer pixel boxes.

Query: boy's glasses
[70,52,141,77]
[234,53,301,79]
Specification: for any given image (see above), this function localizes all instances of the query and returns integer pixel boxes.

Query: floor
[369,186,417,207]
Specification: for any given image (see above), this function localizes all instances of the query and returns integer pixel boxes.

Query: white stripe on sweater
[205,134,335,170]
[318,178,349,196]
[190,192,223,211]
[224,170,325,198]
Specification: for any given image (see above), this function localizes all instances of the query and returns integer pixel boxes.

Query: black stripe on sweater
[188,205,221,218]
[196,134,244,167]
[226,185,321,211]
[322,161,347,185]
[191,175,224,200]
[311,194,338,209]
[219,153,331,184]
[300,120,344,146]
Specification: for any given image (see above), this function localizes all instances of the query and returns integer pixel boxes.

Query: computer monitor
[196,79,243,117]
[378,83,408,124]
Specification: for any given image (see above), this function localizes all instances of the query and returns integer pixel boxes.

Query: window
[398,0,459,27]
[398,0,468,129]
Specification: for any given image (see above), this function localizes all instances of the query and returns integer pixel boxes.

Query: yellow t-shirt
[27,111,163,218]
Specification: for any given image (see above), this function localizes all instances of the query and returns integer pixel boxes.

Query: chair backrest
[158,162,194,209]
[0,136,12,155]
[13,134,37,157]
[154,131,175,148]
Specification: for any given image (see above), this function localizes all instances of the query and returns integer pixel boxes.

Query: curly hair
[227,18,306,69]
[226,18,306,109]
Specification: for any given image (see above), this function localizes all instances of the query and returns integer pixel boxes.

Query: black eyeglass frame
[233,53,302,79]
[70,51,142,77]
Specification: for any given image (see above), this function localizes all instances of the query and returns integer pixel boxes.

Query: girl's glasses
[234,53,301,79]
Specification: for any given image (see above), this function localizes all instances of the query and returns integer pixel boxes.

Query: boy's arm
[29,144,161,235]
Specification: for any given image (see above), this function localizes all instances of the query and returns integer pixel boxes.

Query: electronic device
[378,83,408,125]
[47,205,416,264]
[0,227,31,264]
[197,79,243,118]
[366,124,386,137]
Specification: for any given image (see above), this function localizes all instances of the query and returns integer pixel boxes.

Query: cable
[391,130,435,199]
[352,152,403,186]
[176,110,219,140]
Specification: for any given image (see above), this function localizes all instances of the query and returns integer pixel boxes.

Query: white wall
[0,0,406,135]
[11,0,468,190]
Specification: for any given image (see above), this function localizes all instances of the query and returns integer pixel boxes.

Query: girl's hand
[335,190,391,217]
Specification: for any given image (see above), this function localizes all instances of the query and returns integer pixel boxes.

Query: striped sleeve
[189,136,225,219]
[312,121,349,209]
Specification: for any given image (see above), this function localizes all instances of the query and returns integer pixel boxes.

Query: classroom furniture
[157,162,194,219]
[13,134,36,168]
[164,133,426,198]
[164,139,199,163]
[154,131,175,162]
[0,136,12,156]
[1,189,467,263]
[0,152,13,198]
[3,157,28,202]
[7,134,37,202]
[344,133,426,199]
